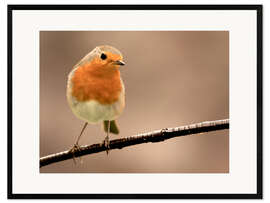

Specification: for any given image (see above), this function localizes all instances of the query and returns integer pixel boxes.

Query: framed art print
[8,5,262,199]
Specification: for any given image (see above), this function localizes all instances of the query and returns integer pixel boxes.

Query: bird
[66,45,125,154]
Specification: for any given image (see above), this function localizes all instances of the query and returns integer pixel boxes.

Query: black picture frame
[7,4,263,199]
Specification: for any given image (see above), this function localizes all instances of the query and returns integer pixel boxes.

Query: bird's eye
[100,53,107,60]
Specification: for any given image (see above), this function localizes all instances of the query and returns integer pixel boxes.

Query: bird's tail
[103,120,119,134]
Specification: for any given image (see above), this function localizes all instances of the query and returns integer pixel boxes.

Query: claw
[69,143,81,153]
[104,135,110,155]
[69,144,82,164]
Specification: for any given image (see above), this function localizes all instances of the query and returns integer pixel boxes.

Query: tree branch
[40,119,229,168]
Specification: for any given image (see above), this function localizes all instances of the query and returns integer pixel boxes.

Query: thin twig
[40,119,229,168]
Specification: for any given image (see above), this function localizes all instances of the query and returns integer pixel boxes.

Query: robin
[66,45,125,154]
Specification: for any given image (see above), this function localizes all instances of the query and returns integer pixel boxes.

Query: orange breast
[71,61,122,105]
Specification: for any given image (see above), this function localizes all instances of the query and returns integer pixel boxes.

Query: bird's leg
[69,122,88,161]
[75,122,88,147]
[104,120,110,155]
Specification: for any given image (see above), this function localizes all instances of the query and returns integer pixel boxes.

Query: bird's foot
[69,144,83,164]
[69,143,81,153]
[103,135,110,155]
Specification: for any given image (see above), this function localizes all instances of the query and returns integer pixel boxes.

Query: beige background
[40,31,229,173]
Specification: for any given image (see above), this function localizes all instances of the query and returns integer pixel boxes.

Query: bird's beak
[113,60,125,66]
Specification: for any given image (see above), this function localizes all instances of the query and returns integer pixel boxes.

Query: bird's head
[78,45,125,71]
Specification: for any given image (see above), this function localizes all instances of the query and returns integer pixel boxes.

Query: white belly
[67,92,125,124]
[66,69,125,124]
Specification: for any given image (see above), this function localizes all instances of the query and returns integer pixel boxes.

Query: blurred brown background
[40,31,229,173]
